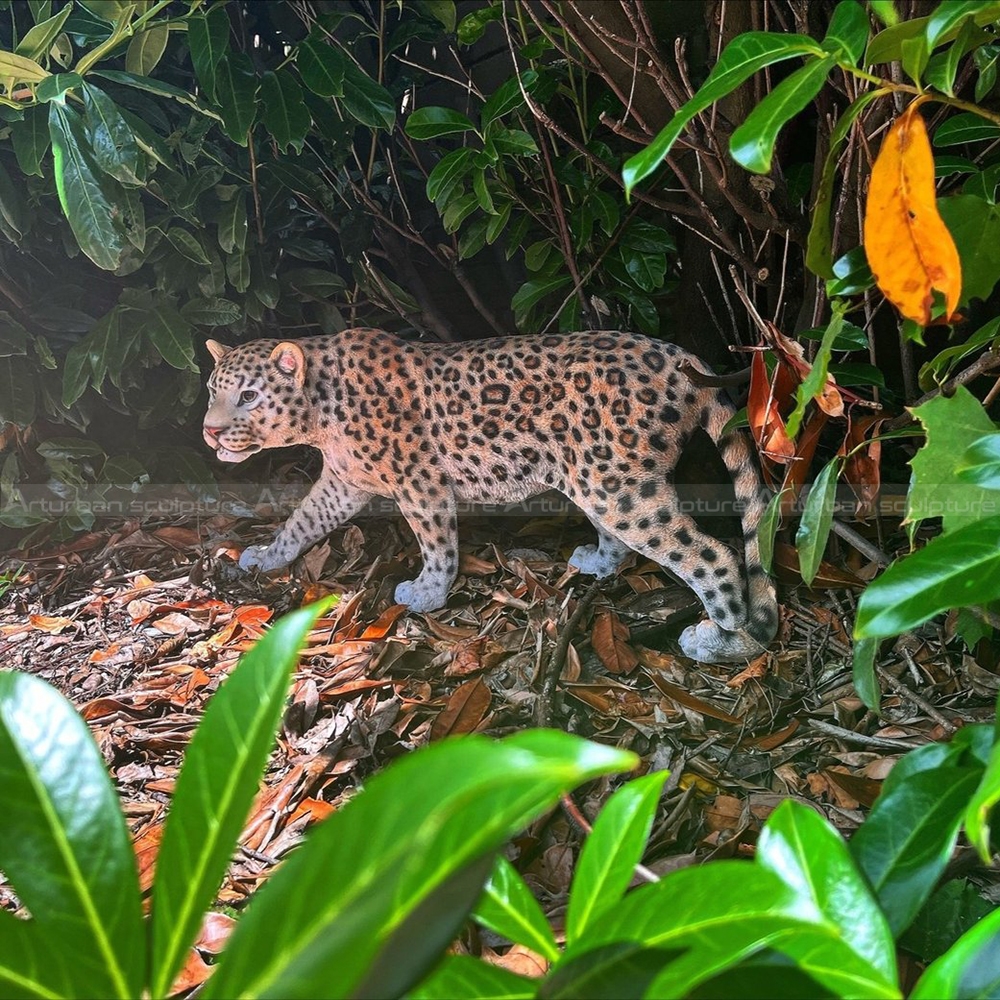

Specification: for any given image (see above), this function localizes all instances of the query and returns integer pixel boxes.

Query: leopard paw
[238,544,290,573]
[679,620,768,663]
[568,544,618,579]
[394,578,449,613]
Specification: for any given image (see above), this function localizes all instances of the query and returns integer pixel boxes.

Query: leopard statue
[203,329,779,662]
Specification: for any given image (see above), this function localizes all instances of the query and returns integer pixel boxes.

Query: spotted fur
[203,329,779,661]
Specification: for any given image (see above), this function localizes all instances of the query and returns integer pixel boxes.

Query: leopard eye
[240,389,258,405]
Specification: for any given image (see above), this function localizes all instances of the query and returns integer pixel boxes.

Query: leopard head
[203,339,309,462]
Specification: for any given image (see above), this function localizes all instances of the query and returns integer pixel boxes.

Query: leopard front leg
[394,491,458,613]
[239,470,372,572]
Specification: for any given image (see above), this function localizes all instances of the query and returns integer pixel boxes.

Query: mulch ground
[2,496,998,989]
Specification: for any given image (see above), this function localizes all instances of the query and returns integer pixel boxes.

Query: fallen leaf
[431,677,492,738]
[864,99,962,325]
[591,612,639,675]
[726,654,769,687]
[748,351,796,465]
[29,614,76,633]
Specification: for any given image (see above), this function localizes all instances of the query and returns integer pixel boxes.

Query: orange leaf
[864,101,962,325]
[431,677,491,738]
[591,612,638,675]
[748,351,796,466]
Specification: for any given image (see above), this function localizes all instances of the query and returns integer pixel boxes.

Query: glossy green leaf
[958,433,1000,493]
[566,771,667,943]
[203,732,635,999]
[925,16,982,97]
[215,51,257,145]
[919,317,1000,389]
[405,106,477,140]
[512,276,571,327]
[622,32,823,195]
[91,70,219,119]
[906,388,997,533]
[282,267,346,298]
[927,1,1000,50]
[412,955,535,1000]
[149,603,328,998]
[10,104,49,176]
[14,3,73,61]
[0,671,144,998]
[852,637,881,711]
[730,55,835,174]
[82,83,141,186]
[188,6,229,101]
[821,1,870,65]
[474,856,559,961]
[141,303,197,371]
[759,801,895,980]
[490,127,537,156]
[852,766,981,935]
[261,69,311,153]
[426,146,476,205]
[340,60,395,130]
[0,160,30,239]
[911,903,1000,998]
[856,516,1000,638]
[217,192,248,255]
[758,487,785,575]
[786,301,847,437]
[35,70,82,102]
[125,23,167,76]
[939,195,1000,304]
[296,33,345,97]
[934,113,1000,147]
[965,739,1000,863]
[165,228,210,265]
[48,100,126,271]
[481,69,538,126]
[807,91,880,278]
[796,456,842,587]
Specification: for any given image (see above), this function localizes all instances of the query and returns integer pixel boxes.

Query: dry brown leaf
[645,671,742,725]
[431,677,491,738]
[591,612,639,675]
[359,604,408,640]
[725,654,769,688]
[864,100,962,325]
[29,614,76,633]
[748,351,796,466]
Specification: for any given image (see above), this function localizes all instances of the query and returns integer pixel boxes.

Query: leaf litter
[1,502,999,990]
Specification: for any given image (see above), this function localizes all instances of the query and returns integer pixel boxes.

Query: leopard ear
[269,341,307,387]
[206,340,232,363]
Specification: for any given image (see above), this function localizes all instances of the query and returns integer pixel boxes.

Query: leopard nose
[204,425,222,439]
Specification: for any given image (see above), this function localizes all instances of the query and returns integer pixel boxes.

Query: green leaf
[0,49,50,86]
[296,33,345,97]
[48,100,126,271]
[203,732,636,999]
[188,6,230,101]
[796,456,842,587]
[821,1,870,65]
[35,70,82,103]
[566,771,667,943]
[481,69,538,126]
[474,856,559,962]
[125,23,168,76]
[927,0,1000,50]
[786,302,847,438]
[939,195,1000,304]
[412,955,536,1000]
[217,192,248,255]
[166,228,211,265]
[906,387,997,532]
[910,905,1000,999]
[489,127,538,155]
[426,146,476,205]
[0,160,29,239]
[141,303,197,371]
[849,767,981,935]
[959,432,1000,489]
[416,0,456,32]
[340,60,395,130]
[282,267,347,298]
[10,104,50,176]
[730,55,835,174]
[965,739,1000,863]
[215,50,257,145]
[856,516,1000,638]
[934,112,1000,147]
[512,276,571,328]
[852,637,881,711]
[14,3,73,61]
[149,603,328,998]
[0,356,37,427]
[806,91,880,278]
[0,671,145,998]
[81,83,141,186]
[901,879,996,964]
[758,801,896,982]
[622,32,824,195]
[405,106,477,140]
[260,69,311,153]
[925,16,982,97]
[758,487,785,575]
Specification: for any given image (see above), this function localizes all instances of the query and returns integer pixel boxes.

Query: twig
[537,580,602,727]
[879,661,956,734]
[561,790,660,883]
[830,519,890,567]
[808,718,922,750]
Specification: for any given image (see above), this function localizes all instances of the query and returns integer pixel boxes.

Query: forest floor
[1,489,998,988]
